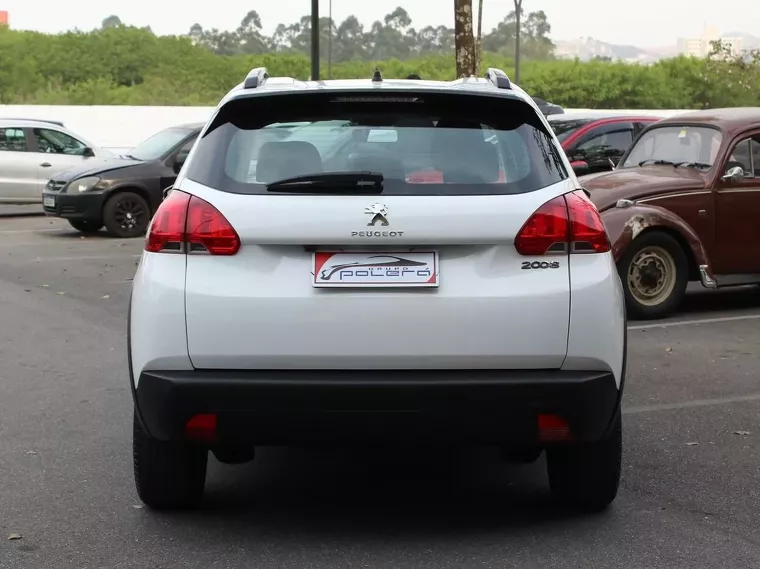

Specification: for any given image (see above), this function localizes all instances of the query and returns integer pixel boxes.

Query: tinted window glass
[130,127,194,161]
[622,125,723,169]
[549,118,595,143]
[0,128,27,152]
[604,130,634,153]
[575,129,633,157]
[186,92,568,196]
[34,128,85,155]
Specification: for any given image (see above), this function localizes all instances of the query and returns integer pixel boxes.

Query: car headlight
[69,176,101,193]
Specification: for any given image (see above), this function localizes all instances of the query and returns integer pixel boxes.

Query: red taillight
[514,195,570,256]
[565,191,611,253]
[185,195,241,255]
[514,191,610,256]
[538,414,572,443]
[145,190,240,255]
[185,413,217,443]
[145,190,190,253]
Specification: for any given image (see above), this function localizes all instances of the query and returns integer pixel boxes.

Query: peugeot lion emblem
[365,203,389,226]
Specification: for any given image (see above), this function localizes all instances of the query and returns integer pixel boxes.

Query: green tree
[235,10,268,54]
[482,8,553,60]
[2,11,759,109]
[101,15,122,29]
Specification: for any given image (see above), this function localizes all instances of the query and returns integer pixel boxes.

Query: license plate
[43,195,55,207]
[313,251,439,288]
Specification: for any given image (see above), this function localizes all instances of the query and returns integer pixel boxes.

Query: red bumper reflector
[538,414,572,442]
[185,413,217,442]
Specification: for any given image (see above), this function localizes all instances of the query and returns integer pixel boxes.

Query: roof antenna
[371,68,383,82]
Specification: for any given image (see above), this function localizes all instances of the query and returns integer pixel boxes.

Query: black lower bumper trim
[135,369,621,445]
[42,191,104,220]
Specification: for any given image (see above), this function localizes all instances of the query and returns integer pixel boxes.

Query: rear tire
[618,231,688,320]
[212,445,256,465]
[546,409,622,512]
[68,219,103,234]
[133,412,208,510]
[103,192,150,238]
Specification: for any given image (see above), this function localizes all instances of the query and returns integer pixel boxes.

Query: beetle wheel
[626,245,677,307]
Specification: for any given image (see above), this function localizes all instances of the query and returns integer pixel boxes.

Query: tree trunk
[514,0,522,83]
[454,0,476,78]
[476,0,484,75]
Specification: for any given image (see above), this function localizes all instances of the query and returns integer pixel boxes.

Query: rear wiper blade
[674,161,711,169]
[638,159,676,166]
[266,171,384,193]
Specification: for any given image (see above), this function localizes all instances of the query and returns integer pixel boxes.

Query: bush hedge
[1,25,758,108]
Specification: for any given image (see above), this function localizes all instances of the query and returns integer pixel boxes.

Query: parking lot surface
[1,214,760,568]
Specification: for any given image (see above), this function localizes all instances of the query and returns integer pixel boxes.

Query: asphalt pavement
[1,214,760,568]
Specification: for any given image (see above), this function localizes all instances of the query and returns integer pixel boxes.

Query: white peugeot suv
[128,67,627,512]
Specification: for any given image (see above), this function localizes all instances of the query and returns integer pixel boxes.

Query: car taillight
[566,191,611,253]
[514,190,610,256]
[145,190,240,255]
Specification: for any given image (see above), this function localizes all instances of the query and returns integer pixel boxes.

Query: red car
[549,113,660,176]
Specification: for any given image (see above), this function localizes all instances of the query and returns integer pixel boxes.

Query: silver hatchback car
[0,119,112,204]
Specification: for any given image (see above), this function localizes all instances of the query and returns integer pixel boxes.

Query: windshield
[186,92,568,196]
[549,118,595,143]
[130,127,194,161]
[621,125,723,169]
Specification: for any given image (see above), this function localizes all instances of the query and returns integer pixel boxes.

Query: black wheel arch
[101,185,155,217]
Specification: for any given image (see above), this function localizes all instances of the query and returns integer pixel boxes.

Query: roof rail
[0,117,65,127]
[371,68,383,82]
[485,68,511,90]
[244,67,269,89]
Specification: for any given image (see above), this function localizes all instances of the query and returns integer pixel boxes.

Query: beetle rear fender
[601,203,714,284]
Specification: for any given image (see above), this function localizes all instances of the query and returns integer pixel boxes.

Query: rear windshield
[185,92,568,196]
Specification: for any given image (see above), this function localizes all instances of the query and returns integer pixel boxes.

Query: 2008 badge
[521,261,560,269]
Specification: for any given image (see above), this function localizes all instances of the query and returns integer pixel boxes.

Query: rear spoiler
[531,98,565,117]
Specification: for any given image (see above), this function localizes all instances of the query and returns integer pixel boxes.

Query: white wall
[0,105,215,150]
[0,105,687,150]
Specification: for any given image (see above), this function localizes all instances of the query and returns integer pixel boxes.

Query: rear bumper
[42,190,105,221]
[133,369,622,446]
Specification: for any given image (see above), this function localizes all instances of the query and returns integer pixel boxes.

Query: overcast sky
[2,1,757,48]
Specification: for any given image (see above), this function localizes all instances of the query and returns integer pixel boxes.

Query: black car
[42,123,204,237]
[532,97,564,117]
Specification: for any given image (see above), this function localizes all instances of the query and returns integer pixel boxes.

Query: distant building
[0,11,8,26]
[677,25,744,58]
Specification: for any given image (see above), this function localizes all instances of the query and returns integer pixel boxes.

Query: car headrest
[256,141,323,184]
[432,122,501,183]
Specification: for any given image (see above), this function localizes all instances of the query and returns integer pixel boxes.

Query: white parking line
[0,228,67,235]
[14,254,141,263]
[628,314,760,330]
[624,392,760,415]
